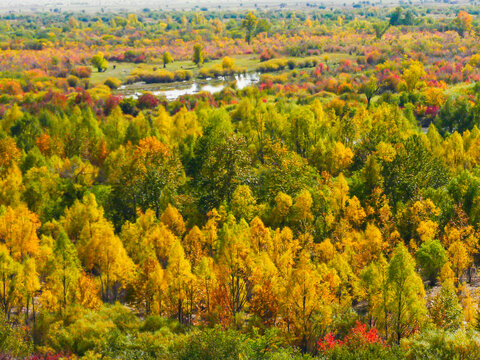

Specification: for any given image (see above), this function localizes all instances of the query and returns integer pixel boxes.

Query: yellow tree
[401,60,426,92]
[194,256,217,320]
[441,209,478,282]
[447,241,471,285]
[270,227,300,275]
[0,165,23,207]
[0,205,40,261]
[329,253,361,308]
[0,246,21,319]
[248,217,272,255]
[183,226,204,268]
[270,192,292,228]
[20,258,40,324]
[331,173,349,216]
[344,196,367,229]
[62,193,134,302]
[454,11,473,37]
[354,223,385,269]
[133,256,167,316]
[250,252,280,326]
[166,239,195,324]
[121,208,179,269]
[120,209,158,265]
[231,185,258,223]
[92,228,134,302]
[291,190,314,236]
[217,220,253,321]
[360,256,389,335]
[202,208,222,257]
[75,272,102,311]
[282,250,339,352]
[160,204,186,238]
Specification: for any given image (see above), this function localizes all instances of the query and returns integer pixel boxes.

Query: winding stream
[119,72,260,101]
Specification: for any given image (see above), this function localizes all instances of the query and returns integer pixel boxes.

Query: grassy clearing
[90,62,135,84]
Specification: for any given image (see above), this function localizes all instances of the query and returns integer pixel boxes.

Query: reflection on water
[121,73,260,101]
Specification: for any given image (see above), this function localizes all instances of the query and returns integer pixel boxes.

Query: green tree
[373,21,389,39]
[255,18,271,35]
[382,135,448,206]
[48,231,81,312]
[134,137,184,218]
[163,52,173,68]
[242,12,257,44]
[387,243,426,343]
[416,239,447,285]
[389,7,403,26]
[361,76,379,108]
[193,43,204,67]
[90,52,108,72]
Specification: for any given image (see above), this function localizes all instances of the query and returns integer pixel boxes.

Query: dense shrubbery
[198,65,246,79]
[317,322,404,360]
[0,316,32,358]
[257,58,288,73]
[126,68,193,84]
[401,329,480,360]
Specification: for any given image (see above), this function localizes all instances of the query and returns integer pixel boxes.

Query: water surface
[119,72,260,101]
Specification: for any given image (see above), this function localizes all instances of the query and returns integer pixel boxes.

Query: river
[118,72,260,101]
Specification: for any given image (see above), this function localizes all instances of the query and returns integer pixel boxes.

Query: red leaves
[317,321,386,354]
[137,92,160,109]
[317,332,343,352]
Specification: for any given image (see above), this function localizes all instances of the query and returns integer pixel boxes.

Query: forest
[2,2,480,359]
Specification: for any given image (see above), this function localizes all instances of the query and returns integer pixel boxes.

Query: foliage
[0,4,480,359]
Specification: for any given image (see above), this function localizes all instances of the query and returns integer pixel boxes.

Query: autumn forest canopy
[4,2,480,359]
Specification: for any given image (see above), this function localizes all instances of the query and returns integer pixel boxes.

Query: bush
[257,58,288,73]
[67,75,80,87]
[402,329,480,360]
[170,327,311,360]
[103,77,122,89]
[120,97,138,115]
[260,48,276,62]
[126,68,193,84]
[0,316,32,358]
[317,321,403,360]
[140,315,183,334]
[137,93,160,110]
[170,327,250,360]
[73,66,92,79]
[198,65,246,79]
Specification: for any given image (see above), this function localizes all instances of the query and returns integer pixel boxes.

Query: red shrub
[137,92,160,109]
[317,321,386,354]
